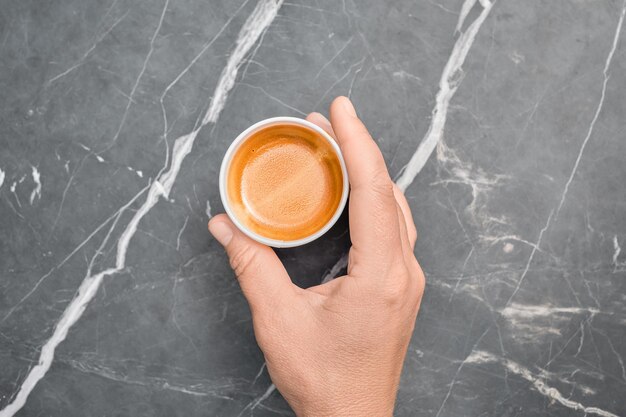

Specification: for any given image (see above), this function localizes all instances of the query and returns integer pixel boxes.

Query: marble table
[1,0,625,415]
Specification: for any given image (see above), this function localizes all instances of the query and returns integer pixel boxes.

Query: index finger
[329,96,400,258]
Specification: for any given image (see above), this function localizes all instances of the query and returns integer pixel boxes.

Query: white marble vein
[159,0,252,134]
[0,267,117,417]
[0,2,283,415]
[49,156,87,236]
[176,216,189,251]
[575,321,585,357]
[481,234,545,253]
[46,11,129,86]
[435,328,490,417]
[239,83,307,116]
[127,166,144,177]
[554,1,625,220]
[313,35,354,80]
[9,181,21,208]
[110,0,169,146]
[237,383,276,417]
[160,0,250,106]
[431,139,508,231]
[427,0,457,15]
[504,209,553,306]
[466,350,619,417]
[203,0,283,125]
[321,252,348,284]
[455,0,478,32]
[252,362,267,386]
[206,199,213,218]
[501,303,598,341]
[28,166,41,205]
[599,330,626,383]
[313,55,367,110]
[395,0,493,192]
[613,235,625,272]
[0,184,150,324]
[506,0,626,307]
[613,235,622,266]
[66,359,235,399]
[501,303,600,319]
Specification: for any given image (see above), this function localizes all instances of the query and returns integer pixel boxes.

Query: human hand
[209,96,425,417]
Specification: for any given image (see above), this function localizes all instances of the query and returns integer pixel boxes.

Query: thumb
[208,214,295,313]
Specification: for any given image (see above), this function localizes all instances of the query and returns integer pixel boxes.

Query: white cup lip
[219,116,349,248]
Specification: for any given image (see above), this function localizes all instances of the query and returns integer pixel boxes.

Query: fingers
[306,112,337,141]
[328,96,400,259]
[393,184,418,249]
[209,214,295,314]
[308,110,418,252]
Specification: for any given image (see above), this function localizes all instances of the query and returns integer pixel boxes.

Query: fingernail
[341,97,357,117]
[209,220,233,246]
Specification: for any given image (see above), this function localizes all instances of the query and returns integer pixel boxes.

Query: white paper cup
[219,117,349,248]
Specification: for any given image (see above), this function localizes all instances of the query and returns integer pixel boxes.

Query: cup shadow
[275,202,351,289]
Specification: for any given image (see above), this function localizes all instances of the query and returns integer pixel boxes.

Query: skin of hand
[209,96,425,417]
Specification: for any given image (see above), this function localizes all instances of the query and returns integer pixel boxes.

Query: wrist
[293,395,395,417]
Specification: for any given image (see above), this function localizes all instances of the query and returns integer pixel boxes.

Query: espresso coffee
[226,124,344,241]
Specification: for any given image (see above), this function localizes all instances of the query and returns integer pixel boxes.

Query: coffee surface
[227,124,343,241]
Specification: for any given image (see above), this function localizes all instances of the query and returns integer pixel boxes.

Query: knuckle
[382,283,405,304]
[229,245,258,278]
[381,264,412,304]
[369,171,394,198]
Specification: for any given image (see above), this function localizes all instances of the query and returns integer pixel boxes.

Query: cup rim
[219,116,349,248]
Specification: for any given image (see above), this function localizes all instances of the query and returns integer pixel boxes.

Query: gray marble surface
[1,0,626,416]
